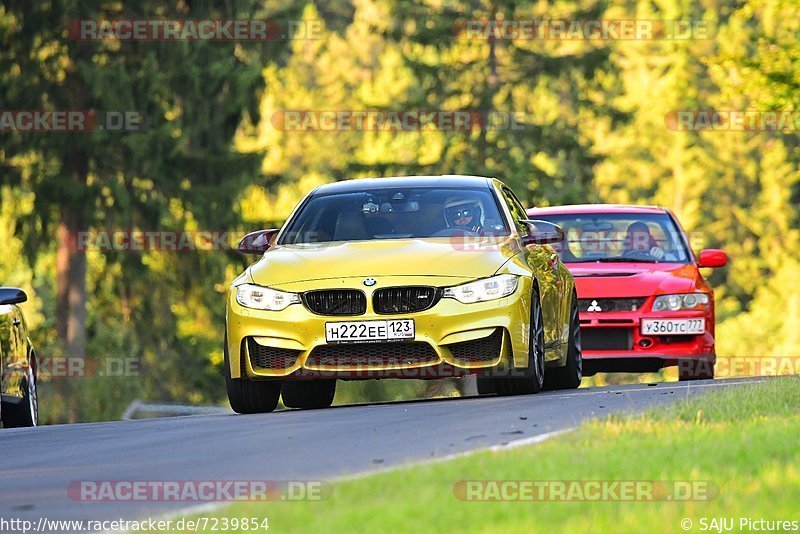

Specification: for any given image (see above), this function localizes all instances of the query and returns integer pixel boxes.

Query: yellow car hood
[248,238,520,288]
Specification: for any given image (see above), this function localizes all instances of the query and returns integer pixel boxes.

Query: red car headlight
[652,292,709,311]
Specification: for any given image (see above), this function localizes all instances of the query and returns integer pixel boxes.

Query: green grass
[169,377,800,533]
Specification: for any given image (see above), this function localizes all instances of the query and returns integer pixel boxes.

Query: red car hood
[567,262,698,298]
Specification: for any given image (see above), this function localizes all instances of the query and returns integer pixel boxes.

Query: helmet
[444,198,483,230]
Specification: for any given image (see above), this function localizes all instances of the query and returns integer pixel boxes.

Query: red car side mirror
[697,249,727,268]
[238,229,280,254]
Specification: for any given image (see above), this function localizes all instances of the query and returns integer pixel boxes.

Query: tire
[2,361,38,428]
[678,359,715,381]
[543,291,583,391]
[476,375,496,395]
[494,285,545,396]
[225,336,281,414]
[281,380,336,409]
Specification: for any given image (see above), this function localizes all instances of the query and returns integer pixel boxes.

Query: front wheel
[2,362,38,428]
[543,291,582,390]
[476,375,496,395]
[225,337,281,414]
[494,285,545,396]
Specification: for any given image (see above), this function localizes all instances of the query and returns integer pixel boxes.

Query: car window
[531,213,691,263]
[500,187,529,235]
[279,187,510,244]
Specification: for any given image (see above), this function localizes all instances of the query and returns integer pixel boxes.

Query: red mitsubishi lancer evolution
[526,205,727,380]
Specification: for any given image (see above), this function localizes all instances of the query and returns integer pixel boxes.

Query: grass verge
[171,377,800,533]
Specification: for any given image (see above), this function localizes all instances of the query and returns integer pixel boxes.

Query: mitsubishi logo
[587,300,602,312]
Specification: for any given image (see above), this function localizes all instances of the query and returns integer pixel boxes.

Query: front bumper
[226,275,535,379]
[579,303,716,368]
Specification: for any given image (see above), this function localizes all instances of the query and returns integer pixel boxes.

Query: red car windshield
[532,213,692,264]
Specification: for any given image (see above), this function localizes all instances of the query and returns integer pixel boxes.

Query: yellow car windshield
[280,187,509,244]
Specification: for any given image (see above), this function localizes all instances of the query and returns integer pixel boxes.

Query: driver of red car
[623,221,667,260]
[552,235,578,262]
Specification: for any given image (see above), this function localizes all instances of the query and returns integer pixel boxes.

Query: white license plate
[325,319,415,343]
[641,319,705,335]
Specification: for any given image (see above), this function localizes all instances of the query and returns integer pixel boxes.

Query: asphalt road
[0,377,761,527]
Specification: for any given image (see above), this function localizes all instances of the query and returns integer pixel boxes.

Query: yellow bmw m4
[225,176,582,413]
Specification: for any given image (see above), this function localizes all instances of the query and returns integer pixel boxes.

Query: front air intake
[372,286,441,314]
[302,289,367,316]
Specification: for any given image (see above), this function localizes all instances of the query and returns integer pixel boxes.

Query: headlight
[652,292,709,311]
[235,283,300,311]
[443,274,519,304]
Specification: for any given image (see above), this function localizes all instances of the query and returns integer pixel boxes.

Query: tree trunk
[56,208,87,358]
[478,4,499,168]
[55,149,88,423]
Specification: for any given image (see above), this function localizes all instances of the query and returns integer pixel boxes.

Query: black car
[0,287,38,427]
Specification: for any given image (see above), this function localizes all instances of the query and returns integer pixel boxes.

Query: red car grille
[579,298,647,312]
[582,328,632,351]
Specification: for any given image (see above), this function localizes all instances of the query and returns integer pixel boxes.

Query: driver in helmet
[444,198,483,233]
